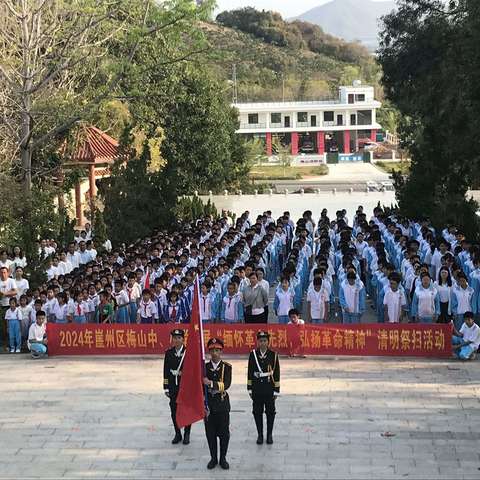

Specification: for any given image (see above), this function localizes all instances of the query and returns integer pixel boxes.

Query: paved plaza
[1,354,479,479]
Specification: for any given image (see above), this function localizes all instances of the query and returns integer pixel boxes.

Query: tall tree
[378,0,480,237]
[99,137,176,245]
[0,0,213,191]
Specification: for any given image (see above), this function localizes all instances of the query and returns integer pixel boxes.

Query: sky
[214,0,390,19]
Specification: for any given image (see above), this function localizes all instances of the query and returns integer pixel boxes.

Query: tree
[99,137,176,245]
[91,206,108,250]
[274,141,291,177]
[158,67,250,194]
[0,0,214,192]
[378,0,480,238]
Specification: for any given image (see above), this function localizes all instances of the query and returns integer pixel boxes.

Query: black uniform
[204,360,232,463]
[163,345,191,440]
[247,348,280,442]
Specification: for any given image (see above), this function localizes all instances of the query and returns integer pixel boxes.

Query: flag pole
[195,274,209,414]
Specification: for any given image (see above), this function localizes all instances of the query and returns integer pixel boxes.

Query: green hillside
[202,8,381,103]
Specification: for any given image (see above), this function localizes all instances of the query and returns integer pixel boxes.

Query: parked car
[366,181,380,191]
[381,181,395,191]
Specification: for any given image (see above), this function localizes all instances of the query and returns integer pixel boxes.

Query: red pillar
[88,164,96,216]
[343,130,351,154]
[291,132,299,155]
[266,132,272,156]
[75,182,83,227]
[317,131,325,155]
[371,129,377,142]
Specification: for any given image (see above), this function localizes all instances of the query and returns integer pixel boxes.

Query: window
[355,94,366,102]
[297,112,308,123]
[248,113,259,124]
[350,114,356,125]
[357,110,372,125]
[348,94,354,104]
[323,111,334,122]
[310,115,317,127]
[271,113,281,124]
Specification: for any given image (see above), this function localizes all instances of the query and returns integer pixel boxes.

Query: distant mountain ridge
[292,0,396,50]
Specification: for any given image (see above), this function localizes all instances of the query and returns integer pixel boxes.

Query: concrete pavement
[1,354,479,479]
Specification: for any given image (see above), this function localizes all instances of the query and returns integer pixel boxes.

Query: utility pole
[232,64,238,104]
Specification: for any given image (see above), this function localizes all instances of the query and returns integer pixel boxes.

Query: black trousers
[252,393,276,416]
[245,312,266,324]
[252,393,276,435]
[204,411,230,460]
[438,302,451,323]
[169,395,191,434]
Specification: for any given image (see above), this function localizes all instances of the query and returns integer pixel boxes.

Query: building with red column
[233,81,382,156]
[62,125,121,227]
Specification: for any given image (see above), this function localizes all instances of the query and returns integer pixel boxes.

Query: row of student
[4,206,480,333]
[265,206,480,332]
[1,210,297,350]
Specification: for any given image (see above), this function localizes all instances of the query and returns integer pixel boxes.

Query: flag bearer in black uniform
[203,337,232,470]
[247,330,280,445]
[163,329,191,445]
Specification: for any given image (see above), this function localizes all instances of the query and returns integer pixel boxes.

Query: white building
[233,81,382,155]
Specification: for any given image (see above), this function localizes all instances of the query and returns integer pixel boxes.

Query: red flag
[176,276,205,428]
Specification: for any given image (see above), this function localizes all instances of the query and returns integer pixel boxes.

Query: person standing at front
[0,266,17,352]
[247,331,280,445]
[203,338,232,470]
[163,329,192,445]
[243,272,268,323]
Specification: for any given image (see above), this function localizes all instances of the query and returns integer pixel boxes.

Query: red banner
[46,323,452,357]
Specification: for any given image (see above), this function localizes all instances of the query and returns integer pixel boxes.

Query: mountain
[292,0,396,51]
[207,8,381,103]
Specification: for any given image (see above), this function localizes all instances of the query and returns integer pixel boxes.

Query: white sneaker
[9,348,14,353]
[15,348,21,353]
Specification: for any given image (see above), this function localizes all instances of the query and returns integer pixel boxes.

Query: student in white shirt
[452,311,480,360]
[66,242,81,270]
[307,277,329,324]
[451,273,475,331]
[14,267,29,299]
[57,252,73,275]
[273,278,294,324]
[11,246,27,270]
[6,297,21,352]
[220,282,244,323]
[287,308,305,325]
[18,294,33,347]
[113,280,130,324]
[137,289,157,324]
[53,292,69,324]
[86,284,99,323]
[126,274,142,323]
[410,273,439,323]
[434,266,453,323]
[70,291,88,324]
[46,257,61,281]
[383,273,407,323]
[28,310,48,358]
[0,250,13,275]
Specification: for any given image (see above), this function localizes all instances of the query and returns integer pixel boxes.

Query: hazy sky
[215,0,390,18]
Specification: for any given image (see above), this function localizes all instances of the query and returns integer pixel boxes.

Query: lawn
[249,164,329,180]
[375,160,411,175]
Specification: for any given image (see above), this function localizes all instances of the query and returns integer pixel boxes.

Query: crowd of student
[0,207,479,360]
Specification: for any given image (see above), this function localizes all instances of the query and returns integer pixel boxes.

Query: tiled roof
[71,125,120,164]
